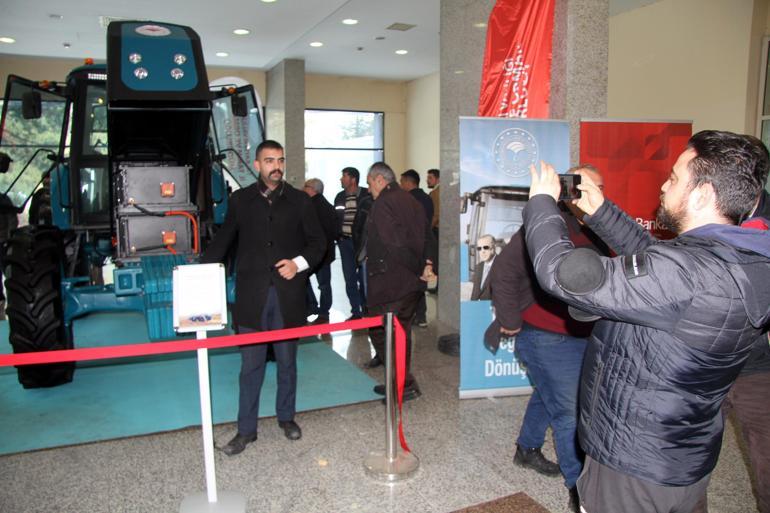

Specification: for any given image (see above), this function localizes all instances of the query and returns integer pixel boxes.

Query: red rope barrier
[0,313,413,454]
[0,317,383,367]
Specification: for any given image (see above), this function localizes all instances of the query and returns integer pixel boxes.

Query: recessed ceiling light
[474,22,487,28]
[63,42,71,49]
[0,37,15,44]
[233,29,250,36]
[215,52,229,57]
[49,14,63,20]
[261,0,277,3]
[395,49,408,55]
[309,41,323,48]
[342,19,358,25]
[454,70,465,74]
[375,36,385,41]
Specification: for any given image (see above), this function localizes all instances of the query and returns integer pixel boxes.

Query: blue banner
[459,117,569,397]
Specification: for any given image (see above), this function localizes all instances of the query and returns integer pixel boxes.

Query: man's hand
[571,169,605,216]
[500,326,521,336]
[420,262,436,282]
[275,259,298,280]
[528,161,561,200]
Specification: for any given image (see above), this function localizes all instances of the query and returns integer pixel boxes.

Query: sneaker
[218,432,257,456]
[513,444,561,477]
[415,317,428,328]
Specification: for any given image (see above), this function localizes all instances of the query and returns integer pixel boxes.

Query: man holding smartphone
[490,165,606,512]
[524,131,770,513]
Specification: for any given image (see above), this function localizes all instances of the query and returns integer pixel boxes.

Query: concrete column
[266,59,306,188]
[438,0,608,332]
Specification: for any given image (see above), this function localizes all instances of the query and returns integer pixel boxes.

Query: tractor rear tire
[4,225,73,388]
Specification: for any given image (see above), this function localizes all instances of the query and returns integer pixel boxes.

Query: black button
[267,241,273,247]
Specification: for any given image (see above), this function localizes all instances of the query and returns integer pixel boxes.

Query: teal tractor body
[0,21,263,387]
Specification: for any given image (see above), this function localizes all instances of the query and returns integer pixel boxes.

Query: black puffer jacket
[523,196,770,486]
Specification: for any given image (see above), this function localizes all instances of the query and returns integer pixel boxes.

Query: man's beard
[655,200,686,234]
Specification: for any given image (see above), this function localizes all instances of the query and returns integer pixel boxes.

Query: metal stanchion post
[180,332,246,513]
[364,312,419,481]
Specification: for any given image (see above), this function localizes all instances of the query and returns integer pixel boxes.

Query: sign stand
[174,264,246,513]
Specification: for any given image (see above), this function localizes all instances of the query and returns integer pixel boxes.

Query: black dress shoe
[218,432,256,456]
[365,356,383,369]
[278,420,302,440]
[374,379,417,396]
[513,444,561,477]
[379,384,422,404]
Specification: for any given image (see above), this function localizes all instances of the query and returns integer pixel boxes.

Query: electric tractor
[0,21,264,387]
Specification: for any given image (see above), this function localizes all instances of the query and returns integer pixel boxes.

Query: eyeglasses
[476,245,492,250]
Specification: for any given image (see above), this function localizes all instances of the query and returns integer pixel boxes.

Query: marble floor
[0,261,761,513]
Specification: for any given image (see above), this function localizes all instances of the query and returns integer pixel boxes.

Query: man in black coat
[366,162,436,400]
[202,140,325,456]
[399,169,433,327]
[303,178,337,324]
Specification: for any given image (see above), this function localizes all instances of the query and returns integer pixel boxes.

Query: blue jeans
[516,324,587,488]
[236,286,297,436]
[338,237,366,315]
[306,262,332,317]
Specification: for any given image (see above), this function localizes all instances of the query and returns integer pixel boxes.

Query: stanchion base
[179,491,247,513]
[364,450,420,482]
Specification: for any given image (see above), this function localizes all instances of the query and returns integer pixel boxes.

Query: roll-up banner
[579,120,693,239]
[478,0,555,118]
[459,117,569,398]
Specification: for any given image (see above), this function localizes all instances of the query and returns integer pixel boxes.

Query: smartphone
[558,174,582,200]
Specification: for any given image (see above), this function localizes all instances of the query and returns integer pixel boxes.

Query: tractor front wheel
[4,225,73,388]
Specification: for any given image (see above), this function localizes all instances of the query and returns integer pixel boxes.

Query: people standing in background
[303,178,337,325]
[427,168,440,238]
[399,169,433,327]
[470,234,496,301]
[365,162,436,399]
[334,167,370,321]
[202,140,325,456]
[427,168,440,291]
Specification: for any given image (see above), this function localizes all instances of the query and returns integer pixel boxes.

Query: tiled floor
[0,261,760,513]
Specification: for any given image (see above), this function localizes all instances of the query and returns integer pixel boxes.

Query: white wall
[608,0,760,133]
[406,72,440,181]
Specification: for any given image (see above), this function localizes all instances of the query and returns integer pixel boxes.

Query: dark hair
[686,130,769,224]
[401,169,420,186]
[256,139,283,159]
[342,167,360,183]
[427,168,440,178]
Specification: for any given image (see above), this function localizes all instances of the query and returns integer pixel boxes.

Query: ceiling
[0,0,660,82]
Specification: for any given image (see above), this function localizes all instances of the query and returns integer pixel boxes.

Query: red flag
[477,0,555,118]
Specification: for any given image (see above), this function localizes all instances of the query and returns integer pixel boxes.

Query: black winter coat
[202,182,326,329]
[524,196,770,486]
[310,193,337,268]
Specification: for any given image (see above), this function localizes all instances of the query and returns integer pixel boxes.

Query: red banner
[579,120,692,239]
[477,0,555,118]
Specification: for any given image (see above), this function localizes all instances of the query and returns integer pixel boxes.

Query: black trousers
[367,290,422,381]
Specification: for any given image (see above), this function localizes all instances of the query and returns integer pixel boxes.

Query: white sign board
[173,263,228,333]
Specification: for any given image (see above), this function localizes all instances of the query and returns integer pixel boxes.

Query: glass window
[305,109,384,204]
